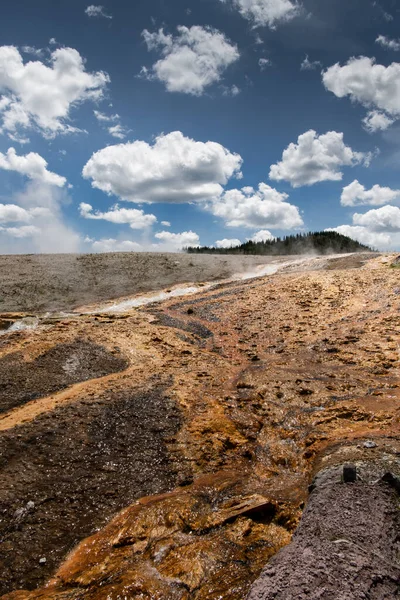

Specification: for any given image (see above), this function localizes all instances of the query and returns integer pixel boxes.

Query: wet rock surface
[0,253,399,599]
[0,383,182,594]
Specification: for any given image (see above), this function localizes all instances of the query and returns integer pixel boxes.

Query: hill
[186,231,373,255]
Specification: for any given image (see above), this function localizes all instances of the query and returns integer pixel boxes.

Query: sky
[1,0,400,254]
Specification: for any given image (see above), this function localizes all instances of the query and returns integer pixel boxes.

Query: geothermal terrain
[0,251,399,599]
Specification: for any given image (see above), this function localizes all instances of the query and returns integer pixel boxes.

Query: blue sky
[1,0,400,253]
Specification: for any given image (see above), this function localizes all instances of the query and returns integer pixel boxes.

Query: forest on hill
[185,232,373,255]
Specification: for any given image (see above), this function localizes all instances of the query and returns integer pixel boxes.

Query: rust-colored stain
[0,255,399,599]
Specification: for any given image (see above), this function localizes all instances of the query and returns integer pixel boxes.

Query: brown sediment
[0,253,399,599]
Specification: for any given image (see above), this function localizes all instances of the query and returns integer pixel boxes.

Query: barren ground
[0,252,289,313]
[0,251,399,600]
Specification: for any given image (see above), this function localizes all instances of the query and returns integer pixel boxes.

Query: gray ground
[247,465,400,600]
[0,252,285,313]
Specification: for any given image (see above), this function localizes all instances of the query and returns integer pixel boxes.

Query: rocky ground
[248,465,400,599]
[0,252,399,599]
[0,252,286,313]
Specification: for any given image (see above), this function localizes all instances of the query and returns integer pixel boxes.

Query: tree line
[185,231,373,255]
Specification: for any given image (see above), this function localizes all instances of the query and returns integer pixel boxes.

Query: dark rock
[390,255,400,267]
[380,472,400,494]
[342,464,357,483]
[363,440,377,449]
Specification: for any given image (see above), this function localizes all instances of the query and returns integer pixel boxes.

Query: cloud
[94,110,119,123]
[8,132,30,145]
[0,224,40,238]
[209,182,303,229]
[269,130,371,187]
[352,205,400,232]
[85,5,112,19]
[0,203,52,226]
[258,57,271,70]
[362,110,395,133]
[325,225,392,249]
[155,230,200,248]
[341,180,400,207]
[215,238,241,248]
[221,84,241,96]
[0,46,109,139]
[0,203,36,223]
[249,229,275,242]
[21,46,44,58]
[88,231,201,253]
[375,35,400,51]
[0,182,81,254]
[79,202,157,229]
[161,220,171,227]
[82,131,243,204]
[91,239,142,252]
[94,110,129,139]
[0,148,66,186]
[300,55,321,71]
[108,124,129,139]
[220,0,301,28]
[141,25,239,95]
[322,57,400,128]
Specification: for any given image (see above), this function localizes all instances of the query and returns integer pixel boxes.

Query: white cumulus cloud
[362,110,395,133]
[0,224,40,238]
[209,182,303,229]
[82,131,243,204]
[323,57,400,129]
[215,238,241,248]
[341,180,400,207]
[352,205,400,231]
[0,203,51,226]
[0,148,66,186]
[141,25,239,95]
[91,239,142,252]
[269,130,371,187]
[0,46,109,139]
[220,0,300,28]
[85,5,112,19]
[249,229,275,242]
[376,35,400,51]
[325,225,392,249]
[108,124,129,139]
[0,203,34,223]
[79,202,157,229]
[155,230,200,248]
